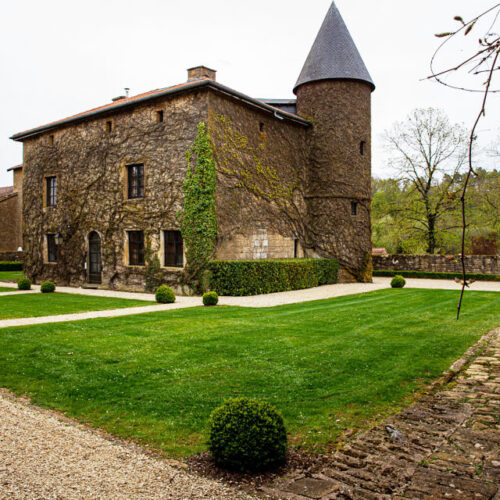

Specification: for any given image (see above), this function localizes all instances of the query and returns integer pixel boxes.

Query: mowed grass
[0,271,23,282]
[0,293,154,319]
[0,288,498,457]
[0,286,17,293]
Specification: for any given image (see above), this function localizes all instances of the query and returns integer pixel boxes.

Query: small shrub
[208,397,287,472]
[155,285,176,303]
[40,281,56,293]
[203,291,218,306]
[17,278,31,290]
[391,275,406,288]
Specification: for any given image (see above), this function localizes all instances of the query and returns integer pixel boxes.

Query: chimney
[187,65,216,82]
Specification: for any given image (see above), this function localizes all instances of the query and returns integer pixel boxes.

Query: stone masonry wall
[0,194,22,253]
[373,254,499,275]
[0,251,23,262]
[296,79,373,282]
[22,89,208,290]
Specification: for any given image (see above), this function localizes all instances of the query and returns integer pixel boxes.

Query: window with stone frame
[351,201,358,216]
[47,234,58,262]
[127,164,144,199]
[46,176,57,206]
[128,230,145,266]
[164,230,183,267]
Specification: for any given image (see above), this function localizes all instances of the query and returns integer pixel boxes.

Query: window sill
[126,264,146,268]
[161,266,184,271]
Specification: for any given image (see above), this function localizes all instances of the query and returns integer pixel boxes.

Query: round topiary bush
[208,397,287,472]
[40,281,56,293]
[391,275,406,288]
[17,277,31,290]
[203,291,219,306]
[155,285,176,303]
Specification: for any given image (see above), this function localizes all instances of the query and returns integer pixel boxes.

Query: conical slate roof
[294,1,374,93]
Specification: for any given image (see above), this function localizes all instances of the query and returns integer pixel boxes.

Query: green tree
[384,108,467,253]
[179,122,218,288]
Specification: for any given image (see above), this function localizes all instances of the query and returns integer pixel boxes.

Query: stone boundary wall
[0,251,23,262]
[373,254,499,275]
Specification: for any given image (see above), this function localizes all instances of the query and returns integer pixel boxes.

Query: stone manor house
[9,2,374,290]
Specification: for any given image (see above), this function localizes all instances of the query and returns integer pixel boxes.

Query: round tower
[295,1,375,282]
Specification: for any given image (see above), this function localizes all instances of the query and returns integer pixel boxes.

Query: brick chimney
[187,66,216,82]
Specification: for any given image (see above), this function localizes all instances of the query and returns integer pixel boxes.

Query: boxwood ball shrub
[40,281,56,293]
[208,397,287,472]
[155,285,176,303]
[17,278,31,290]
[391,275,406,288]
[202,291,218,306]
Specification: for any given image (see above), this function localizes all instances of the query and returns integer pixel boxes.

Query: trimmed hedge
[207,258,339,296]
[17,278,31,290]
[373,269,500,282]
[0,261,22,271]
[391,275,406,288]
[40,281,56,293]
[203,291,219,306]
[155,285,176,303]
[208,398,287,472]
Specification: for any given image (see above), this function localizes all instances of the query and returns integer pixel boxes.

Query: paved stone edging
[265,327,500,499]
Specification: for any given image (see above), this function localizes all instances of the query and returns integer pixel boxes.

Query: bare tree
[385,108,467,254]
[427,3,500,318]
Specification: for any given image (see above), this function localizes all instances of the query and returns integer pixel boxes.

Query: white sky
[1,0,499,187]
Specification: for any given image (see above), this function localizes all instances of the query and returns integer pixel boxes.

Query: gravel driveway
[0,390,252,499]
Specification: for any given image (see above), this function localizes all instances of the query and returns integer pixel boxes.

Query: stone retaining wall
[373,254,498,275]
[0,251,23,262]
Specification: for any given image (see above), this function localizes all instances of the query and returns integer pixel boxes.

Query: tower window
[47,234,58,262]
[128,230,145,266]
[127,164,144,199]
[259,122,264,132]
[46,176,57,207]
[49,135,54,146]
[294,239,299,258]
[360,141,366,155]
[106,120,113,132]
[351,201,358,216]
[156,110,164,123]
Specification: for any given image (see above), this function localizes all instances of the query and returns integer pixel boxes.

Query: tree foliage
[179,122,218,288]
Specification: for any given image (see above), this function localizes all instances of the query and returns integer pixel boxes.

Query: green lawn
[0,286,16,293]
[0,271,23,282]
[0,293,154,319]
[0,288,498,458]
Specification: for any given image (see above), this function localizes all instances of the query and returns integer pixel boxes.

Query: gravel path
[0,390,253,499]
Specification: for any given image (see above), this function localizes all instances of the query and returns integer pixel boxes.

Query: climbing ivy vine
[179,122,218,288]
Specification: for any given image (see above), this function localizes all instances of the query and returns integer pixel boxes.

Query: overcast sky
[1,0,498,186]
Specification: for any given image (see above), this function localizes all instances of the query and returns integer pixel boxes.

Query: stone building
[11,2,375,290]
[0,165,23,256]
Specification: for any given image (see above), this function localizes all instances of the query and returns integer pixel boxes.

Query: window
[360,141,366,155]
[106,120,113,132]
[259,122,264,132]
[128,231,145,266]
[127,164,144,199]
[47,234,58,262]
[164,230,183,267]
[46,176,57,206]
[294,239,299,258]
[351,201,358,216]
[155,110,164,123]
[49,134,54,146]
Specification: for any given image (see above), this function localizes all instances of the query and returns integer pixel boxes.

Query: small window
[259,122,264,132]
[46,176,57,207]
[360,141,366,155]
[106,120,113,132]
[49,134,54,146]
[155,110,164,123]
[351,201,358,216]
[294,239,299,258]
[164,230,183,267]
[47,234,58,262]
[128,230,145,266]
[127,164,144,199]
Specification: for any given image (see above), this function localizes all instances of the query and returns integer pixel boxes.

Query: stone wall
[0,193,22,252]
[0,251,23,262]
[373,254,499,275]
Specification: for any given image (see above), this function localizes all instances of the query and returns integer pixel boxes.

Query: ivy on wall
[179,122,218,287]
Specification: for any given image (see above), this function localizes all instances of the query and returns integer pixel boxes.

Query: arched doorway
[88,232,102,284]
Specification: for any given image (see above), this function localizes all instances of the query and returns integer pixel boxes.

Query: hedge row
[373,269,500,282]
[207,258,339,296]
[0,261,23,271]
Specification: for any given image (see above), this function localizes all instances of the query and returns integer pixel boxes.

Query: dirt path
[266,328,500,499]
